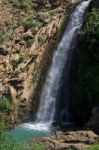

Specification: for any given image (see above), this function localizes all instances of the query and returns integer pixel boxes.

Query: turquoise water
[10,127,51,142]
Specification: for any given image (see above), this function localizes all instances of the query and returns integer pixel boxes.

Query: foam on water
[17,122,51,132]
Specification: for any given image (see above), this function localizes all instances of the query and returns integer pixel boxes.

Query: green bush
[12,0,35,15]
[85,144,99,150]
[49,11,57,17]
[86,9,99,38]
[0,96,10,111]
[12,0,19,7]
[26,38,33,47]
[25,18,39,29]
[23,0,33,14]
[38,36,45,44]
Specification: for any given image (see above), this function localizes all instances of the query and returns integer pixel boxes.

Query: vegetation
[86,9,99,37]
[73,8,99,123]
[49,11,57,17]
[32,67,41,82]
[25,19,38,29]
[12,0,35,15]
[85,145,99,150]
[0,96,10,111]
[38,36,45,44]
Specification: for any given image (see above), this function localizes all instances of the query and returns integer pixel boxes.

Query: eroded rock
[31,130,98,150]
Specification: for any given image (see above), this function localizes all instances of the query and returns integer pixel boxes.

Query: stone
[31,130,98,150]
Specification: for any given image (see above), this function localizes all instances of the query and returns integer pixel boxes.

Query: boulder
[31,130,98,150]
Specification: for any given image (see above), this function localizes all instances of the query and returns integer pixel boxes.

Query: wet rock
[86,106,99,133]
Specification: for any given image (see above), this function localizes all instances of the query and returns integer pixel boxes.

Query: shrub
[25,18,39,29]
[0,96,10,111]
[24,37,34,47]
[32,68,41,82]
[49,11,57,17]
[38,36,45,44]
[12,0,19,7]
[12,0,35,15]
[23,0,33,14]
[85,9,99,38]
[85,144,99,150]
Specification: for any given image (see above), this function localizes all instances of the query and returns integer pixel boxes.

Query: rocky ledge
[31,130,98,150]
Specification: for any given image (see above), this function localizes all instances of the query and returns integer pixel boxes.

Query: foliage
[0,96,10,111]
[73,8,99,123]
[25,18,40,29]
[38,36,45,44]
[85,144,99,150]
[32,67,41,82]
[85,9,99,38]
[49,11,57,17]
[12,0,35,15]
[12,0,19,7]
[26,38,33,47]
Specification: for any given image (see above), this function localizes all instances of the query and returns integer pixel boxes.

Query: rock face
[31,130,98,150]
[86,106,99,134]
[0,0,82,126]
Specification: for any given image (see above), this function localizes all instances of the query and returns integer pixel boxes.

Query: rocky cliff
[0,0,82,127]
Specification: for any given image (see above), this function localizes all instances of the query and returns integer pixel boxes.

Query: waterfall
[17,0,91,131]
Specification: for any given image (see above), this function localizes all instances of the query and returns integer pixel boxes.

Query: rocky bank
[31,130,98,150]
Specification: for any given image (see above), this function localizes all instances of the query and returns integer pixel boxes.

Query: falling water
[16,0,91,132]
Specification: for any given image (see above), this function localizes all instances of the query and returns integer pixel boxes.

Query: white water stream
[16,0,91,132]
